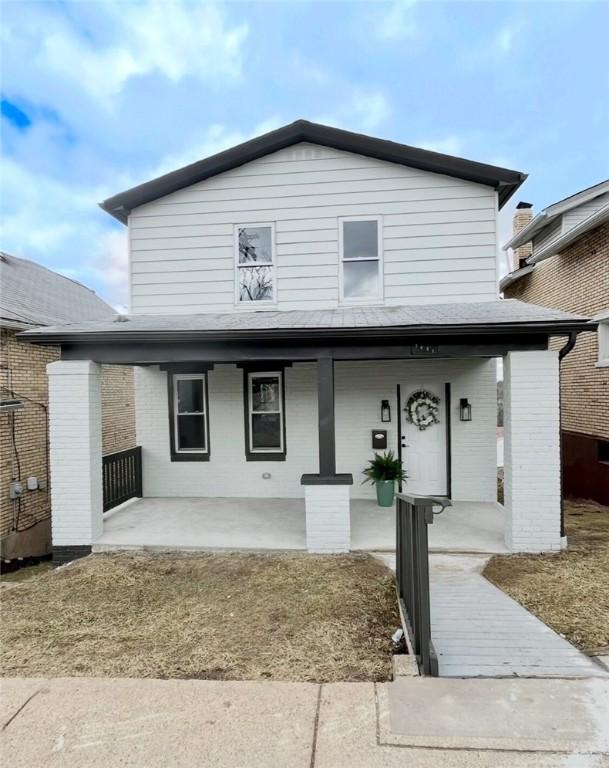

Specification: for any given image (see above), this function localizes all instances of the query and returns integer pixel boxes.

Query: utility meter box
[371,430,387,450]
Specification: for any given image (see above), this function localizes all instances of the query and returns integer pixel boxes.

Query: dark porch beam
[59,335,549,366]
[317,356,336,477]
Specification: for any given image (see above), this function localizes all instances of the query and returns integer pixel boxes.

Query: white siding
[532,218,562,254]
[136,358,497,503]
[561,191,609,232]
[129,143,498,313]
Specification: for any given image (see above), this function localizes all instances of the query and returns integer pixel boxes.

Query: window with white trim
[339,216,383,303]
[235,224,275,304]
[245,371,285,459]
[171,374,209,459]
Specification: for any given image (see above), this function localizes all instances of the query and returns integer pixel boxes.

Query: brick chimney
[512,201,533,271]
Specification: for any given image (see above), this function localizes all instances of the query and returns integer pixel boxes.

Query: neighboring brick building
[0,253,135,560]
[501,181,609,505]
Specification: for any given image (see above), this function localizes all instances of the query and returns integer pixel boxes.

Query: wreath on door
[405,390,440,431]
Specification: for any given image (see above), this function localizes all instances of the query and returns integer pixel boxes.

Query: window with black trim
[169,373,210,461]
[244,371,286,460]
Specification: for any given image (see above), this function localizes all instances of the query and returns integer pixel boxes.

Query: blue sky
[2,0,608,309]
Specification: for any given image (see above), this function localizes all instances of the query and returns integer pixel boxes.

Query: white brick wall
[135,358,497,502]
[47,360,103,545]
[304,484,351,552]
[335,358,497,502]
[504,350,561,552]
[136,363,319,498]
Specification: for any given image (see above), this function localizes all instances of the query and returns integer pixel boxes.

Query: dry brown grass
[0,552,400,682]
[484,500,609,651]
[0,561,54,584]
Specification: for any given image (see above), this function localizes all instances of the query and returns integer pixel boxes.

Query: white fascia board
[546,179,609,218]
[504,179,609,251]
[498,265,535,293]
[503,212,548,251]
[529,203,609,264]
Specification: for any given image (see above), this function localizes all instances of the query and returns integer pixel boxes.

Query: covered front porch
[93,497,507,554]
[17,299,589,562]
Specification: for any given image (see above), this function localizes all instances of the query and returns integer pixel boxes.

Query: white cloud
[1,156,128,306]
[417,135,465,156]
[316,89,392,133]
[377,0,419,41]
[498,204,517,277]
[148,118,283,181]
[495,25,516,55]
[2,2,249,109]
[460,20,524,69]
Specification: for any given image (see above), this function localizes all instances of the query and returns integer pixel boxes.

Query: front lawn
[0,552,400,682]
[484,499,609,651]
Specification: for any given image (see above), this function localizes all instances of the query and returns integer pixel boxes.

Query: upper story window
[169,373,210,461]
[235,224,276,305]
[339,216,383,303]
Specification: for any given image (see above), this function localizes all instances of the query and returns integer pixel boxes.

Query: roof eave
[528,203,609,265]
[499,264,536,292]
[18,319,593,347]
[100,120,527,223]
[504,212,549,251]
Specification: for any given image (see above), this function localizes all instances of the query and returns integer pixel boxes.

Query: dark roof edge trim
[18,319,594,346]
[100,120,527,223]
[499,264,535,292]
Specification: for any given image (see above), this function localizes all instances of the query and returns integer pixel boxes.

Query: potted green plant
[362,450,407,507]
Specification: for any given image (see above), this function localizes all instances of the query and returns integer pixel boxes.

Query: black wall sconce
[381,399,391,422]
[459,398,472,422]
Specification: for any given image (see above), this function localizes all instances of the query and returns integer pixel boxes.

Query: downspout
[558,332,577,361]
[557,332,578,540]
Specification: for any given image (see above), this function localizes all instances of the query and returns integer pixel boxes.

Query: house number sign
[410,343,439,356]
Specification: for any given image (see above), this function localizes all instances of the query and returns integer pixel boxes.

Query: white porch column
[301,357,352,552]
[304,484,351,553]
[47,360,103,563]
[503,350,562,552]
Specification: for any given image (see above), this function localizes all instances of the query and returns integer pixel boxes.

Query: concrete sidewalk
[2,676,608,767]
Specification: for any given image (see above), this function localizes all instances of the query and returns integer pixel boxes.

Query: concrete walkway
[429,554,608,678]
[2,677,608,767]
[374,552,608,679]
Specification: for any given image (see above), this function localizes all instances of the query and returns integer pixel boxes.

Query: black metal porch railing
[395,492,451,676]
[102,446,142,512]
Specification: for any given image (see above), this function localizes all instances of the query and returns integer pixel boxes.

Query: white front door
[400,382,447,495]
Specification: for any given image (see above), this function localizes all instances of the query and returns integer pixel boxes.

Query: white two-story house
[20,120,592,563]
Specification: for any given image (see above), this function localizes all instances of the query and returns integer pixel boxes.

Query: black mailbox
[372,430,387,449]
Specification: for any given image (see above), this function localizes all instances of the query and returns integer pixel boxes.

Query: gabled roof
[18,300,591,345]
[0,252,114,330]
[527,199,609,265]
[100,120,527,223]
[505,178,609,250]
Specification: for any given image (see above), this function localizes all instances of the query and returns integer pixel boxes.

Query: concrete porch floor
[93,497,507,554]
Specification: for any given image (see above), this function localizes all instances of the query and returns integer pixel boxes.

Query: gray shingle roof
[19,300,591,344]
[0,252,114,329]
[101,120,527,222]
